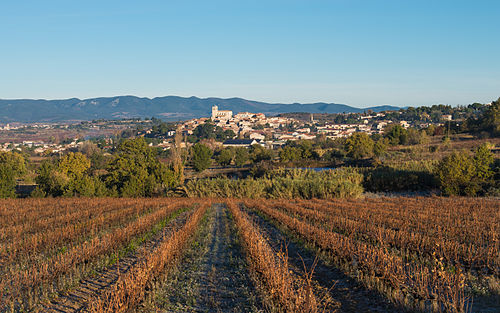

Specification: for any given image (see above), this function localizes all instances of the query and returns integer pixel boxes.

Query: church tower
[211,105,218,119]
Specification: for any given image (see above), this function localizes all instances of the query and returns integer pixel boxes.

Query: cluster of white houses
[0,105,422,154]
[175,105,409,149]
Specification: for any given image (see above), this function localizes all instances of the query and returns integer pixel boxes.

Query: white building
[235,112,254,119]
[249,132,266,140]
[211,105,232,120]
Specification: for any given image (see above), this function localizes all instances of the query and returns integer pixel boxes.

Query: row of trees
[463,98,500,137]
[188,120,478,173]
[191,143,270,172]
[32,138,182,198]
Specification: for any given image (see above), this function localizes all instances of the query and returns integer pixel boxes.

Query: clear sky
[0,0,498,108]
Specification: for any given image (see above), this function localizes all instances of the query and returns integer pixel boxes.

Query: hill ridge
[0,95,402,122]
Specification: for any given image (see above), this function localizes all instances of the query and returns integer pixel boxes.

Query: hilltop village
[0,102,486,155]
[177,105,392,148]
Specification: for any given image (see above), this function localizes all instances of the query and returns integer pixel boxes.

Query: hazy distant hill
[0,96,402,122]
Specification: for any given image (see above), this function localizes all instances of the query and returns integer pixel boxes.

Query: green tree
[36,160,71,197]
[480,98,500,136]
[0,151,27,176]
[192,122,216,140]
[106,137,177,197]
[73,175,108,197]
[234,147,249,167]
[279,146,302,162]
[58,152,91,178]
[0,151,29,198]
[0,164,16,198]
[249,144,273,162]
[191,143,213,172]
[473,143,494,181]
[384,124,408,145]
[406,128,427,145]
[36,153,96,197]
[436,152,476,196]
[345,132,374,159]
[297,140,314,159]
[216,148,234,167]
[373,138,389,157]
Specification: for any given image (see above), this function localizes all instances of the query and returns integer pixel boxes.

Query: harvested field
[0,197,498,312]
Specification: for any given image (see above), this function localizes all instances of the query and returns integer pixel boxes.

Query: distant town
[1,102,482,156]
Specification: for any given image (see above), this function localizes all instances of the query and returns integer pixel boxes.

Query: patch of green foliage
[191,143,213,172]
[436,143,495,196]
[185,168,363,199]
[106,137,178,197]
[0,151,28,198]
[188,121,235,142]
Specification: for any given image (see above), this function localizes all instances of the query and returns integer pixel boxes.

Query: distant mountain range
[0,96,402,123]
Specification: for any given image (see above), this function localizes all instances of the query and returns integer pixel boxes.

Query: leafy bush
[344,132,374,159]
[0,164,16,198]
[0,151,28,198]
[436,144,495,196]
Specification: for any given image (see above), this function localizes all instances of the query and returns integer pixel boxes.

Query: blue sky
[0,0,498,107]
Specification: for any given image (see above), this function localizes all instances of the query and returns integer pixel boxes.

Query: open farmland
[0,197,498,312]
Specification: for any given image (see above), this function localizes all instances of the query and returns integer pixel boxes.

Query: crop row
[0,201,163,265]
[0,198,197,312]
[244,199,472,313]
[297,198,499,246]
[0,198,137,227]
[267,200,498,274]
[227,200,324,312]
[88,201,211,312]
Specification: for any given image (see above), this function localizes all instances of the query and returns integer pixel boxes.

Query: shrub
[345,132,374,159]
[0,164,16,198]
[435,144,494,196]
[185,168,364,199]
[436,151,478,196]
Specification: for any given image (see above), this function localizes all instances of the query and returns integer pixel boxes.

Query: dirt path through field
[39,209,193,313]
[141,203,263,312]
[243,204,405,313]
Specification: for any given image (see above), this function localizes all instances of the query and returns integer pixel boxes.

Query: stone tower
[211,105,218,119]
